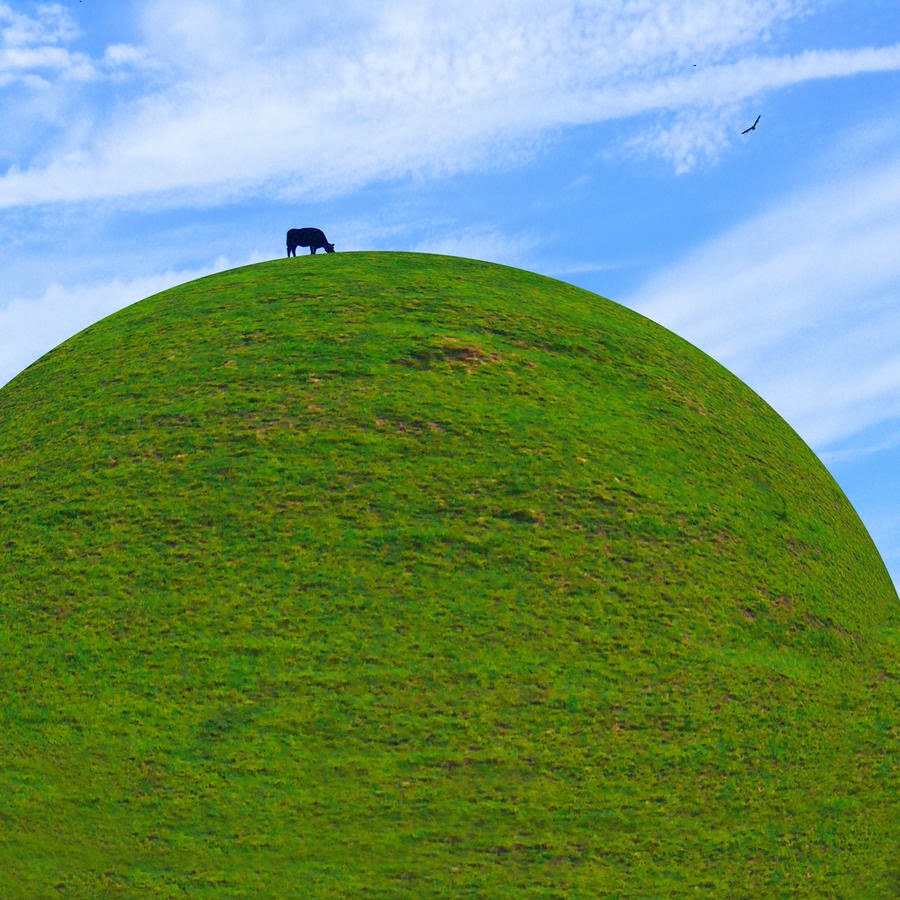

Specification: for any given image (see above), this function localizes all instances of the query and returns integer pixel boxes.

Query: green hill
[0,252,896,896]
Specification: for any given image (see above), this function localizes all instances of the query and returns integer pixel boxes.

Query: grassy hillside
[0,252,896,896]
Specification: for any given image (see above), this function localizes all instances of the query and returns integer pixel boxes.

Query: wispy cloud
[5,1,898,207]
[412,227,540,268]
[0,255,259,388]
[616,44,900,172]
[0,2,78,48]
[820,431,900,466]
[629,129,900,453]
[0,2,88,86]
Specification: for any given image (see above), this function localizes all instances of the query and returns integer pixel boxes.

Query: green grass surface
[0,251,896,896]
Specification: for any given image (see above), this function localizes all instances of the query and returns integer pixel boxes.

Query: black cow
[287,227,335,256]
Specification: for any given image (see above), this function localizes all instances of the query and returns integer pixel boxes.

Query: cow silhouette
[287,227,335,256]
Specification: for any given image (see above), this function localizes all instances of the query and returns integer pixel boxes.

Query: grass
[0,251,896,896]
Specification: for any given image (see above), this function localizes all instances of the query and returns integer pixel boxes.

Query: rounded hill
[0,252,896,895]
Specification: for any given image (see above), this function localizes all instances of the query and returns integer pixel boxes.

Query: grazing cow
[287,227,335,256]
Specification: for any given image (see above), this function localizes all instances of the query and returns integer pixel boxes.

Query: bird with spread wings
[741,115,761,134]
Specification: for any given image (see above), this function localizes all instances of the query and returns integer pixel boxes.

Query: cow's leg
[310,246,316,254]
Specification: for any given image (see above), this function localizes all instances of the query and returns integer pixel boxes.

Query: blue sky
[2,0,898,591]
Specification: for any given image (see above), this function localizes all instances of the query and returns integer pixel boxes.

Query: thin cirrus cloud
[629,142,900,452]
[0,2,78,49]
[619,46,900,171]
[0,2,89,86]
[3,1,899,209]
[0,257,258,388]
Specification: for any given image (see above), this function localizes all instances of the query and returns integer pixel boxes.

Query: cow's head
[324,242,335,253]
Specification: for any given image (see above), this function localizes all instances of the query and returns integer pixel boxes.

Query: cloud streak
[629,135,900,453]
[0,2,88,86]
[3,1,898,207]
[0,256,257,388]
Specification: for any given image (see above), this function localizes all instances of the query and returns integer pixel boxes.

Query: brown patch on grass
[397,336,502,370]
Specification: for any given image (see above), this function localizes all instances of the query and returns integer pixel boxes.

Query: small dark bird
[741,115,761,134]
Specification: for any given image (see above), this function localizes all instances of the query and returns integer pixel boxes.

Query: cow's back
[288,227,325,245]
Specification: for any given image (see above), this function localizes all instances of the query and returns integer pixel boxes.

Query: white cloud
[412,227,539,268]
[9,1,897,206]
[0,255,258,388]
[629,133,900,453]
[821,431,900,466]
[0,2,89,85]
[0,4,149,167]
[0,2,78,48]
[103,43,150,68]
[607,43,900,172]
[623,106,740,173]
